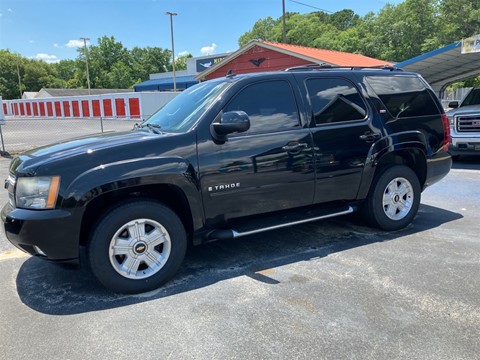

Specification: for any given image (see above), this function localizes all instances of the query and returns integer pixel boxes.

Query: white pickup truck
[446,88,480,157]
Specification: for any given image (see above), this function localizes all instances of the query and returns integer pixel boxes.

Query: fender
[356,131,428,199]
[62,156,204,231]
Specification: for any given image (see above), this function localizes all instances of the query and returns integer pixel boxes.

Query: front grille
[456,114,480,133]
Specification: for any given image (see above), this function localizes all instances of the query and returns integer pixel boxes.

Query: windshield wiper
[140,123,163,134]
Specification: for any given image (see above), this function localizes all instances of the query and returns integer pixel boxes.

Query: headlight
[15,176,60,209]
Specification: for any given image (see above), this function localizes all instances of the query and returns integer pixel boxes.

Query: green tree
[311,23,343,49]
[238,10,366,51]
[22,58,62,91]
[1,36,179,95]
[0,50,24,99]
[52,59,84,89]
[327,27,363,54]
[327,9,360,31]
[130,46,171,82]
[79,35,132,88]
[175,53,193,71]
[237,1,461,62]
[286,13,324,46]
[437,0,480,46]
[362,0,438,61]
[106,61,134,88]
[238,16,281,46]
[53,59,82,84]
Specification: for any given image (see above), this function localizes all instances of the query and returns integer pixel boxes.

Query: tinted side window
[224,80,300,134]
[462,88,480,106]
[366,75,440,118]
[306,78,367,125]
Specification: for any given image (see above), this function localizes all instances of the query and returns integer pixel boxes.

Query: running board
[207,206,355,241]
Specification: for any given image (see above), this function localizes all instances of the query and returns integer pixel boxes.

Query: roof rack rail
[225,69,236,78]
[284,63,334,71]
[284,64,403,72]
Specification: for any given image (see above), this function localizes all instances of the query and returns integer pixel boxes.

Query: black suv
[2,67,452,293]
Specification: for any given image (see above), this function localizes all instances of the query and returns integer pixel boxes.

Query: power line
[288,0,334,13]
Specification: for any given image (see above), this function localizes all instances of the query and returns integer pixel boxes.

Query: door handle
[282,143,308,151]
[359,132,381,143]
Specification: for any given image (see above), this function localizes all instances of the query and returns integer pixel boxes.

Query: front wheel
[88,200,187,293]
[362,165,421,231]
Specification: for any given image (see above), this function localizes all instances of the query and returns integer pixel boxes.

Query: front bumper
[449,137,480,156]
[1,203,82,261]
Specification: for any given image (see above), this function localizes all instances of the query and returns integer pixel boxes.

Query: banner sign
[461,34,480,54]
[196,55,227,73]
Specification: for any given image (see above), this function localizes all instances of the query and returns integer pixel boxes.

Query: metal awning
[396,39,480,95]
[134,76,198,92]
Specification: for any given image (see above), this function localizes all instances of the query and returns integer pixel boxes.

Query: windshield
[462,88,480,107]
[141,80,230,133]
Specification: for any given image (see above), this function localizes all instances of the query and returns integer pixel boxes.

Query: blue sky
[0,0,401,63]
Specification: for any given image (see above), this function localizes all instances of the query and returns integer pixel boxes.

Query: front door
[198,79,315,225]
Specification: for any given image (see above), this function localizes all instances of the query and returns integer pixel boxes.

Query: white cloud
[65,39,88,48]
[53,43,62,48]
[200,43,217,55]
[29,40,35,44]
[8,8,13,12]
[0,13,3,17]
[35,53,60,63]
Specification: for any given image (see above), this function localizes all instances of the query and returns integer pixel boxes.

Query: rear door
[299,75,377,203]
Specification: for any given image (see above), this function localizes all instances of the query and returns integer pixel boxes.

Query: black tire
[87,200,187,293]
[362,165,421,231]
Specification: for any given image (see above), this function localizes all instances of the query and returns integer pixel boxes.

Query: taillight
[441,113,451,151]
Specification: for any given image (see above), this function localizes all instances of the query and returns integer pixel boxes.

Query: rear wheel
[363,165,421,231]
[88,200,187,293]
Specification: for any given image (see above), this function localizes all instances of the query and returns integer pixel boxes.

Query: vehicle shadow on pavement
[451,156,480,170]
[15,204,462,316]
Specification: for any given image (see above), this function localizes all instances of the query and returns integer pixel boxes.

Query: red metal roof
[197,40,393,80]
[262,41,393,67]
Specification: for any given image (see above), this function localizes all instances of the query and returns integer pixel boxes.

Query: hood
[446,104,480,117]
[10,129,175,174]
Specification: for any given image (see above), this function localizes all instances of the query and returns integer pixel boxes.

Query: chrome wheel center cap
[133,242,147,255]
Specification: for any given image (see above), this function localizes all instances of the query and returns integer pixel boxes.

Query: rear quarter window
[366,76,440,118]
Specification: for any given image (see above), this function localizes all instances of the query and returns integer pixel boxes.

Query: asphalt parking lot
[0,117,136,153]
[0,155,479,360]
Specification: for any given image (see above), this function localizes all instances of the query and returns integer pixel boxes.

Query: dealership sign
[461,34,480,54]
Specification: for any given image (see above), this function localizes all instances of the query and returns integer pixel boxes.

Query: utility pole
[80,37,91,95]
[16,61,22,98]
[282,0,286,43]
[165,12,177,91]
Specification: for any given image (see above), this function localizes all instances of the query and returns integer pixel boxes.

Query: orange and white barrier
[2,92,178,121]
